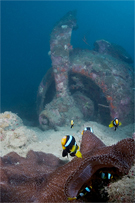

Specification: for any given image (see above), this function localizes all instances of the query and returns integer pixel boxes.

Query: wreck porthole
[68,71,111,125]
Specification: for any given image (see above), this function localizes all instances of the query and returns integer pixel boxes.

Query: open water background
[1,1,134,124]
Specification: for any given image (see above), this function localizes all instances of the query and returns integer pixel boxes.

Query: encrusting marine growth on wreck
[37,10,134,130]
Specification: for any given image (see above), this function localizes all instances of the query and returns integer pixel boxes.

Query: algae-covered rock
[0,111,23,130]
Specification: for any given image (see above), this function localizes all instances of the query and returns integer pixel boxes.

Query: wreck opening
[43,79,56,107]
[68,71,111,125]
[37,69,56,115]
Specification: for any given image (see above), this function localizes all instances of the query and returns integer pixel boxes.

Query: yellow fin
[62,146,66,150]
[71,145,77,153]
[75,150,82,158]
[109,121,114,128]
[119,122,122,126]
[90,185,92,189]
[68,197,77,201]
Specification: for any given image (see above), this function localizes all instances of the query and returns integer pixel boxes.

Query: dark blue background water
[1,1,134,125]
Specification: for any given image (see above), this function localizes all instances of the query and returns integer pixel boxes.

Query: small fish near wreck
[81,126,94,135]
[61,135,82,158]
[71,120,74,128]
[109,117,122,131]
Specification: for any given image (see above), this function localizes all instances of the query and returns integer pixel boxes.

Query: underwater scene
[1,1,135,202]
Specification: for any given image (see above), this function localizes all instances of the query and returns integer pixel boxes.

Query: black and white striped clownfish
[109,117,122,131]
[81,126,94,135]
[61,135,82,158]
[68,185,92,201]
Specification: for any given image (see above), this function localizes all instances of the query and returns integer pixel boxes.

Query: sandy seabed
[0,111,135,202]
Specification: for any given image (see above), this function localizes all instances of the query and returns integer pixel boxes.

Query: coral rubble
[0,111,23,131]
[0,112,37,156]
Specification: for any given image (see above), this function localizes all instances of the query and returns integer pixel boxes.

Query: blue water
[1,1,134,124]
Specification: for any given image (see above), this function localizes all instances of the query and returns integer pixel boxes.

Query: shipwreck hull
[37,11,133,130]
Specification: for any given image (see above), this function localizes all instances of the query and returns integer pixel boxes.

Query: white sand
[1,116,134,160]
